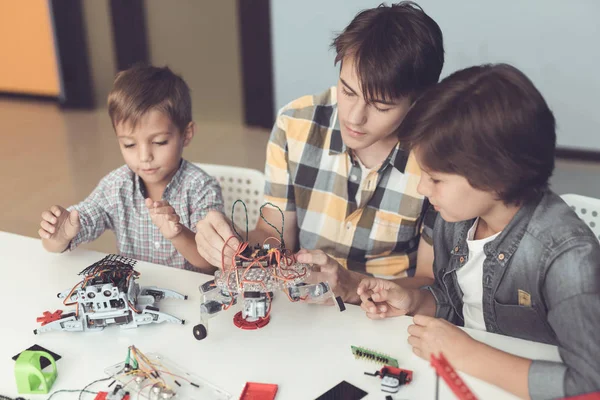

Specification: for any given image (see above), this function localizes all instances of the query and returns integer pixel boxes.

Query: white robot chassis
[35,254,187,334]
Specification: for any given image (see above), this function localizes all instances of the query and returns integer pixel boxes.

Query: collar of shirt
[135,159,186,201]
[449,191,545,269]
[327,115,409,174]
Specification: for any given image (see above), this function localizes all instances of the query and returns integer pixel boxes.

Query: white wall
[271,0,600,151]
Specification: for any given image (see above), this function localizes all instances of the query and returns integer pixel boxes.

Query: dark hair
[400,63,556,205]
[332,1,444,103]
[108,64,192,133]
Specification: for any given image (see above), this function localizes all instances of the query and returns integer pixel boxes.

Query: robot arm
[194,280,237,340]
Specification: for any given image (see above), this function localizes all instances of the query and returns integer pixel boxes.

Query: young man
[195,2,444,303]
[357,64,600,399]
[39,65,223,273]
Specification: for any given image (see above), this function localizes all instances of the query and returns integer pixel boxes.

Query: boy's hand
[145,199,182,240]
[357,277,413,319]
[296,249,362,305]
[408,315,479,371]
[39,205,80,244]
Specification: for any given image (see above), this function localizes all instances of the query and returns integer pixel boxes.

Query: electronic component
[34,254,187,335]
[364,366,413,393]
[104,346,231,400]
[351,345,399,368]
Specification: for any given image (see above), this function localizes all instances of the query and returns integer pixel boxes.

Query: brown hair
[399,63,556,205]
[108,64,192,133]
[332,1,444,103]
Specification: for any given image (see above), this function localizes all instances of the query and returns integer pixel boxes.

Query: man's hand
[357,277,415,319]
[408,315,479,371]
[195,210,239,268]
[146,199,183,240]
[39,205,80,252]
[296,249,362,304]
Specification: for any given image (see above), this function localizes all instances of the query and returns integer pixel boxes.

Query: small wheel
[193,324,208,340]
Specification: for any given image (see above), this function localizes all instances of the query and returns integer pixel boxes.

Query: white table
[0,232,561,399]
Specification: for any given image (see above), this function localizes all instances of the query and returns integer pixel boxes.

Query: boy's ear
[183,121,195,146]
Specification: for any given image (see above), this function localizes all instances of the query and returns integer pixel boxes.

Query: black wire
[231,199,249,242]
[259,202,285,247]
[78,376,113,400]
[46,389,98,399]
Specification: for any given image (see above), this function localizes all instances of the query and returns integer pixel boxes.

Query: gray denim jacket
[426,190,600,399]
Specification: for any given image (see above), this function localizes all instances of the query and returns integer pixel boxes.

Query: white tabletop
[0,232,561,399]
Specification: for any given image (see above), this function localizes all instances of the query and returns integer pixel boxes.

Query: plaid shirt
[264,87,435,277]
[67,159,223,271]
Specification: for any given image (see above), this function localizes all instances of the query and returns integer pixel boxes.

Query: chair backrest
[561,193,600,240]
[195,163,265,230]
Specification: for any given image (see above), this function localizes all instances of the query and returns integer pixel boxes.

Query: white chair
[195,163,265,230]
[561,194,600,240]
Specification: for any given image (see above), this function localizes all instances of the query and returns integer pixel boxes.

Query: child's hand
[145,199,183,240]
[357,277,413,318]
[38,205,80,244]
[408,315,478,370]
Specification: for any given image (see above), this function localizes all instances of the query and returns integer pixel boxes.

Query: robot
[35,254,187,334]
[193,201,346,340]
[193,241,345,340]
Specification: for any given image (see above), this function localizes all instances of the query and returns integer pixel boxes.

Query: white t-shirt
[456,218,501,331]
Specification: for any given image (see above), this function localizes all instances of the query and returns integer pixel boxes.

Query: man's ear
[183,121,195,146]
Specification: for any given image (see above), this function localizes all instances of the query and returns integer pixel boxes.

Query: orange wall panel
[0,0,60,96]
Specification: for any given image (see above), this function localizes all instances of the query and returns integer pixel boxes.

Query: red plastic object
[233,311,270,330]
[239,382,278,400]
[379,366,413,384]
[562,394,600,400]
[93,392,129,400]
[36,310,63,326]
[430,353,478,400]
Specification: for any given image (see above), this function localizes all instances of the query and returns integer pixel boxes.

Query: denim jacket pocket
[492,300,556,345]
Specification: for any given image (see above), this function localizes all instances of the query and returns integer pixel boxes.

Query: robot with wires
[193,201,345,340]
[34,254,187,334]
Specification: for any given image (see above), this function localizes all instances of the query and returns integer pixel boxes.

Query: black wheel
[193,324,208,340]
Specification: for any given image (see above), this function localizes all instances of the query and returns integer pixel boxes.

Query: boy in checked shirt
[38,65,223,273]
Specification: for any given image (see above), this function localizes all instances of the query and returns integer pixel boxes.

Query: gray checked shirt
[67,159,224,271]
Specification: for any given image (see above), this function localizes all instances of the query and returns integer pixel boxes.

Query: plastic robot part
[36,310,64,326]
[351,345,399,368]
[239,382,278,400]
[14,350,57,394]
[214,255,310,293]
[430,353,478,400]
[365,366,413,394]
[233,311,270,330]
[34,254,187,335]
